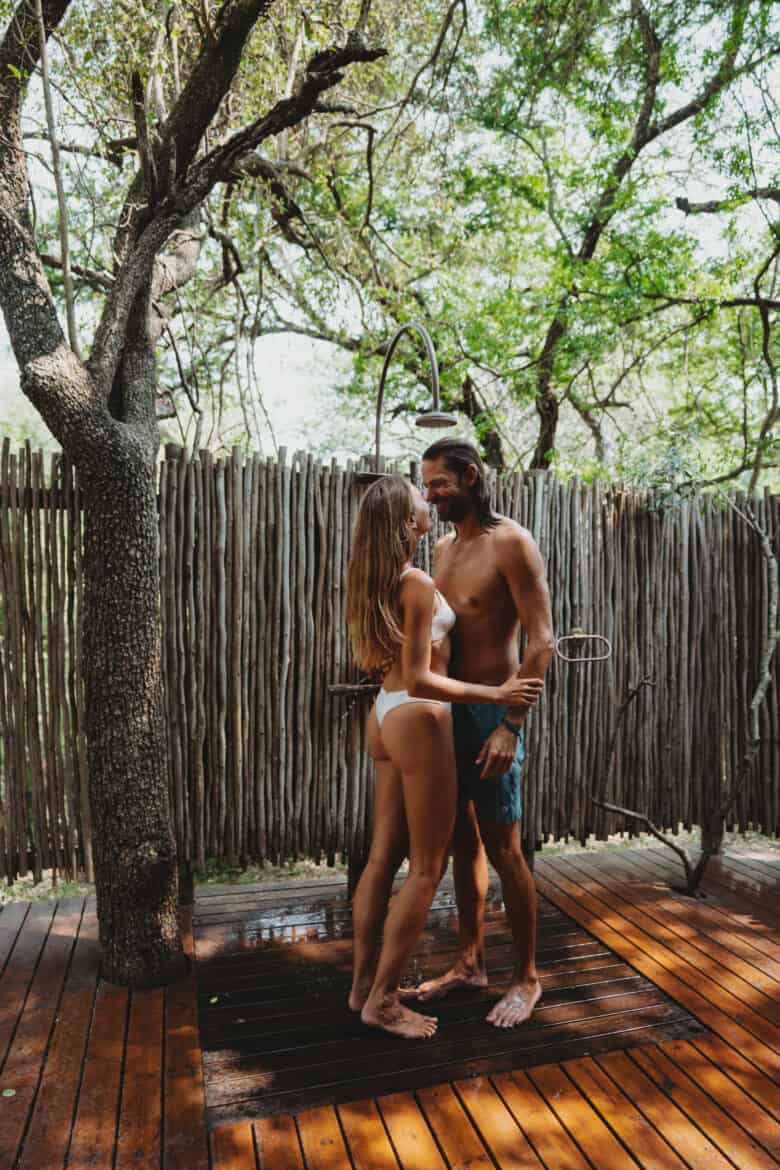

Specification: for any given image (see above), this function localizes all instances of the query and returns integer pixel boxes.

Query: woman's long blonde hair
[346,475,415,672]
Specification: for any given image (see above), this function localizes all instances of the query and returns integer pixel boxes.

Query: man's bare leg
[415,800,489,1002]
[481,819,541,1027]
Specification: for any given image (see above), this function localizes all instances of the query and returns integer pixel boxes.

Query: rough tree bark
[0,0,384,985]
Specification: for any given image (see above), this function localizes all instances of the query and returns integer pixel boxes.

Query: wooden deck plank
[204,996,692,1104]
[0,903,28,975]
[163,974,209,1170]
[376,1091,448,1170]
[527,1061,641,1169]
[202,981,672,1071]
[492,1068,592,1170]
[0,898,84,1170]
[594,856,780,982]
[115,989,164,1170]
[337,1098,400,1170]
[296,1105,352,1170]
[17,909,100,1170]
[205,1016,702,1124]
[553,854,780,1023]
[594,1050,736,1170]
[196,903,564,958]
[563,1056,688,1170]
[68,982,129,1170]
[645,850,780,933]
[719,854,780,886]
[535,866,780,1078]
[454,1077,546,1169]
[416,1082,494,1170]
[209,1121,257,1169]
[689,1034,780,1122]
[197,946,628,1011]
[660,1038,780,1160]
[198,963,642,1046]
[254,1115,305,1170]
[629,1044,778,1170]
[562,852,780,989]
[0,901,56,1071]
[615,851,780,955]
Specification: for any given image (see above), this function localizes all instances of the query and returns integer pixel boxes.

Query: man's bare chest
[434,542,510,616]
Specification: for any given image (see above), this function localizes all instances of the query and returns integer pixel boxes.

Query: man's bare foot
[486,977,542,1028]
[361,994,438,1039]
[414,961,488,1003]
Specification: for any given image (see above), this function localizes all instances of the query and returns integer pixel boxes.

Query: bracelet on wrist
[501,715,523,735]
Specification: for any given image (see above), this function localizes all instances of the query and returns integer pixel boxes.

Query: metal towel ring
[555,628,612,662]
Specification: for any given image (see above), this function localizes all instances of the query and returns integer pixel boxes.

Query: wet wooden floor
[0,847,778,1169]
[195,875,707,1123]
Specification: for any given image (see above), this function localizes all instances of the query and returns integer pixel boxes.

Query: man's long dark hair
[422,438,499,529]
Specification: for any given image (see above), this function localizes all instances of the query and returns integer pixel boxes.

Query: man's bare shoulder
[492,516,536,549]
[491,517,543,573]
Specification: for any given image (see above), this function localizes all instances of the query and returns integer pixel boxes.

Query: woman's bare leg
[349,710,407,1009]
[361,703,456,1039]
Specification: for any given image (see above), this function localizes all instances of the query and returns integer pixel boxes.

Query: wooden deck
[194,878,707,1122]
[0,848,778,1169]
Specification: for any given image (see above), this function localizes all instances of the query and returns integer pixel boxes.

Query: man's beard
[436,495,470,523]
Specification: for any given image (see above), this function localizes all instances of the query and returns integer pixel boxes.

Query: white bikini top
[400,567,456,643]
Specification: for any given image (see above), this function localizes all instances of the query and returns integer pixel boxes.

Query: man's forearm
[507,636,555,723]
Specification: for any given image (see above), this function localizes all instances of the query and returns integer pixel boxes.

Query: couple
[345,438,555,1039]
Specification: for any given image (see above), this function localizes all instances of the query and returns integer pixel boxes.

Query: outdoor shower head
[415,409,458,428]
[354,321,459,482]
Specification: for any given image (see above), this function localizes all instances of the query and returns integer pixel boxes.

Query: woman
[345,475,543,1039]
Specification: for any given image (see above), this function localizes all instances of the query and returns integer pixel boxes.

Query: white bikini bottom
[375,688,451,727]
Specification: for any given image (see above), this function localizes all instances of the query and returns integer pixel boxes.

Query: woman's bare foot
[486,977,542,1028]
[361,993,438,1039]
[348,976,374,1012]
[414,961,488,1002]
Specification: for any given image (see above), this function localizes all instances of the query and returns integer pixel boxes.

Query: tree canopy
[7,0,780,487]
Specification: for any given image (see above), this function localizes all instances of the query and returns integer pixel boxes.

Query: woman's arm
[399,570,543,706]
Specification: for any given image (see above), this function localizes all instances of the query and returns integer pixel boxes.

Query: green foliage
[5,0,779,484]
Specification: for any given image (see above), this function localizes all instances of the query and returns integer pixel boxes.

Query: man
[415,438,555,1028]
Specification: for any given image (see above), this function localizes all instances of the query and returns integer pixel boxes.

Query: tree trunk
[530,316,566,469]
[80,452,185,986]
[456,376,505,469]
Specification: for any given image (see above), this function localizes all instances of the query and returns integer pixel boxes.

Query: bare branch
[131,69,159,209]
[592,799,696,884]
[231,153,307,244]
[22,131,137,167]
[382,0,463,143]
[331,121,376,230]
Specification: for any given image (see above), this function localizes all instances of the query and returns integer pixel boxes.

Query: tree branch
[676,187,780,215]
[592,799,697,885]
[0,0,94,441]
[645,2,756,144]
[88,15,385,398]
[0,0,72,101]
[40,252,114,290]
